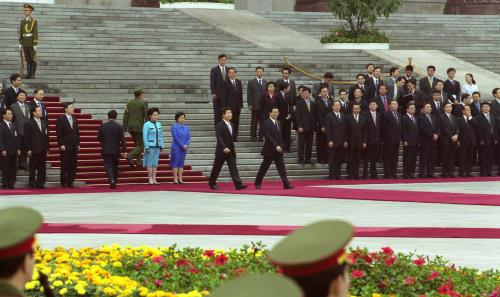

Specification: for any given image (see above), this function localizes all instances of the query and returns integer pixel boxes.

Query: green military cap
[0,207,43,259]
[134,86,144,93]
[211,274,303,297]
[23,3,34,10]
[268,220,354,277]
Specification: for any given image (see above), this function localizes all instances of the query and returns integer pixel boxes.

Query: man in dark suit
[27,89,48,123]
[430,90,445,116]
[3,74,25,107]
[255,107,294,190]
[457,105,477,177]
[247,66,267,141]
[419,65,438,100]
[363,100,381,179]
[419,103,440,178]
[345,103,367,179]
[384,67,400,101]
[56,102,80,188]
[295,87,317,165]
[401,80,425,116]
[348,74,371,102]
[363,63,375,82]
[375,85,390,114]
[312,72,335,99]
[220,67,243,141]
[24,106,49,188]
[210,54,228,125]
[338,89,350,115]
[366,66,382,99]
[348,87,368,114]
[402,103,419,179]
[208,108,247,190]
[276,82,293,152]
[0,109,20,189]
[381,100,402,178]
[315,85,333,164]
[444,68,461,103]
[490,88,500,174]
[97,110,127,189]
[402,65,417,93]
[435,80,451,104]
[476,102,497,176]
[438,102,459,177]
[326,101,347,179]
[10,91,30,170]
[276,67,297,101]
[470,92,482,118]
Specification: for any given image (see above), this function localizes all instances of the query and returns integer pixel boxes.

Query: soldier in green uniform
[123,87,149,167]
[19,4,39,79]
[0,207,43,297]
[211,273,303,297]
[268,219,354,297]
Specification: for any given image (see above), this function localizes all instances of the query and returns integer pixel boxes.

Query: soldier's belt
[22,33,33,37]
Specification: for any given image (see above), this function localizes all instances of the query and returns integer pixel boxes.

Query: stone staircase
[259,12,500,76]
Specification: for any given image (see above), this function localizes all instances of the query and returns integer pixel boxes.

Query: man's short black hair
[338,88,347,95]
[218,54,227,60]
[2,108,12,115]
[221,107,232,116]
[255,66,264,71]
[378,84,387,91]
[280,82,290,91]
[62,102,74,110]
[405,65,414,72]
[481,102,491,108]
[427,65,436,71]
[226,67,236,73]
[319,84,329,93]
[107,110,118,120]
[396,77,405,82]
[31,105,41,115]
[269,106,279,113]
[302,86,311,93]
[432,89,441,95]
[365,63,374,69]
[281,67,291,74]
[10,73,21,83]
[492,88,500,96]
[323,72,334,79]
[0,253,31,279]
[472,91,481,97]
[447,67,456,74]
[16,90,27,98]
[356,73,364,79]
[389,67,399,75]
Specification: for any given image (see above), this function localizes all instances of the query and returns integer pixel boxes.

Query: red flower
[203,250,215,258]
[405,276,416,286]
[428,271,440,281]
[347,254,357,264]
[215,253,229,266]
[437,281,460,297]
[152,256,165,264]
[489,289,499,297]
[351,269,365,279]
[153,279,163,287]
[134,260,144,270]
[176,259,189,267]
[381,246,394,256]
[413,258,426,266]
[188,268,200,274]
[384,255,396,267]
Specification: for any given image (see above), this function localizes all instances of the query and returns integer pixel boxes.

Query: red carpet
[38,223,500,239]
[3,178,500,206]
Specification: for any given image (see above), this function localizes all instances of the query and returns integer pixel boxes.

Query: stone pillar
[235,0,295,12]
[444,0,500,14]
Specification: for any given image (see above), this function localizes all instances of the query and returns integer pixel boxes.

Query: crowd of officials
[210,54,500,183]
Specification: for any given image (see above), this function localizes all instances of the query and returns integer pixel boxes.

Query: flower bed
[25,244,499,297]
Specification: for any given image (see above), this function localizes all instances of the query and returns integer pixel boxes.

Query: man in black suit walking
[438,102,460,177]
[490,88,500,174]
[476,102,497,176]
[315,85,333,164]
[419,103,440,178]
[363,100,381,179]
[221,67,243,141]
[98,110,127,189]
[295,87,317,165]
[457,105,477,177]
[345,103,367,179]
[247,66,267,141]
[401,103,419,179]
[326,101,347,179]
[3,74,25,107]
[210,54,228,125]
[56,102,80,188]
[24,106,49,188]
[0,109,20,189]
[381,100,402,178]
[255,107,294,190]
[208,108,247,190]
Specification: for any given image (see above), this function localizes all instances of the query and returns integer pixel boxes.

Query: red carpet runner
[38,96,207,185]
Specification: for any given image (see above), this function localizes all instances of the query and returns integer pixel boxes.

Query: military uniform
[123,87,149,165]
[19,4,38,79]
[0,207,44,297]
[268,220,354,297]
[211,273,302,297]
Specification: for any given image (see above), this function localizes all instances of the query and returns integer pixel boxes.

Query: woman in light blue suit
[143,107,164,184]
[170,112,191,184]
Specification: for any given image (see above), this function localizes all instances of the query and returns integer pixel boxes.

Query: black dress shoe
[61,183,68,188]
[235,184,247,190]
[68,184,75,188]
[29,184,37,189]
[466,173,473,177]
[209,184,219,190]
[427,174,435,178]
[298,160,305,166]
[37,185,46,189]
[254,184,261,189]
[110,183,117,189]
[284,184,295,190]
[2,185,8,189]
[8,185,15,189]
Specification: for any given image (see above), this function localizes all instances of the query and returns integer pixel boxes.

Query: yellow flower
[372,294,381,297]
[112,261,122,268]
[25,281,37,290]
[53,280,64,287]
[59,288,68,295]
[103,287,117,296]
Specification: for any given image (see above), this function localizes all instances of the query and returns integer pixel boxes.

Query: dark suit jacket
[24,118,49,154]
[470,101,482,118]
[0,96,6,120]
[210,65,227,98]
[401,90,425,112]
[10,101,30,135]
[365,76,382,98]
[215,120,236,157]
[376,95,390,113]
[339,100,350,115]
[419,114,440,146]
[98,120,126,155]
[315,97,333,129]
[276,91,291,121]
[457,116,477,146]
[430,100,445,116]
[0,121,20,156]
[476,113,497,146]
[27,100,48,121]
[295,99,317,132]
[402,114,419,146]
[419,77,438,99]
[363,110,381,145]
[260,93,280,118]
[56,115,80,150]
[438,113,459,146]
[221,79,243,111]
[348,99,368,114]
[345,114,367,148]
[247,78,267,110]
[490,99,500,122]
[381,111,402,145]
[444,79,461,102]
[348,84,370,102]
[3,87,25,107]
[312,81,334,99]
[276,79,297,101]
[261,118,283,157]
[325,112,346,148]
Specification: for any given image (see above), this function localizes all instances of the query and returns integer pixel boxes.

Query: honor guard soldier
[0,207,43,297]
[268,219,354,297]
[211,274,302,297]
[19,4,39,79]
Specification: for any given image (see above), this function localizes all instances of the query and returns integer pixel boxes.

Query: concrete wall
[235,0,295,12]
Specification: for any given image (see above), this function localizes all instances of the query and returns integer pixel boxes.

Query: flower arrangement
[25,244,499,297]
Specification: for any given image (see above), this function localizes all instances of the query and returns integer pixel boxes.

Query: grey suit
[247,78,267,139]
[385,77,401,101]
[312,81,335,99]
[10,101,30,168]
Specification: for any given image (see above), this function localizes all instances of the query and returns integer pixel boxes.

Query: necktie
[258,79,262,86]
[437,102,440,110]
[68,116,73,129]
[221,67,225,79]
[411,115,415,125]
[448,114,452,123]
[336,112,340,120]
[8,122,12,133]
[20,103,25,117]
[383,96,388,110]
[355,114,358,123]
[275,120,279,132]
[232,80,236,87]
[428,115,433,127]
[228,123,232,135]
[36,119,41,131]
[486,113,490,124]
[372,112,376,125]
[393,112,399,123]
[324,99,328,108]
[429,77,433,86]
[306,100,310,111]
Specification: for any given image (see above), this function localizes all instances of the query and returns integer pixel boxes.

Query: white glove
[18,44,22,49]
[34,46,37,51]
